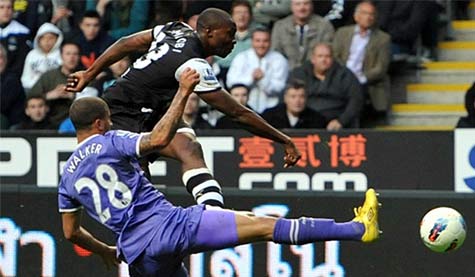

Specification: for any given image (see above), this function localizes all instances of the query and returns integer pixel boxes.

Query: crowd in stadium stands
[1,0,473,132]
[457,82,475,128]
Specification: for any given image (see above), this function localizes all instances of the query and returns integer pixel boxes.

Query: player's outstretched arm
[200,90,301,168]
[139,68,200,156]
[62,211,120,269]
[66,29,153,93]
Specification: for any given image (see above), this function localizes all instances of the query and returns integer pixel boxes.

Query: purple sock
[273,217,364,244]
[191,209,239,253]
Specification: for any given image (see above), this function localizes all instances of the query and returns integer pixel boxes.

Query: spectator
[21,22,63,91]
[375,0,439,60]
[13,0,54,35]
[454,0,471,20]
[313,0,359,29]
[290,43,364,131]
[150,0,183,26]
[249,0,291,27]
[0,43,25,128]
[185,12,200,30]
[58,117,76,133]
[227,27,288,113]
[86,0,149,40]
[0,0,30,76]
[215,84,252,129]
[333,1,391,126]
[14,94,55,130]
[51,0,87,34]
[271,0,334,69]
[183,93,212,130]
[456,82,475,128]
[93,55,130,95]
[68,10,114,69]
[262,79,326,129]
[30,41,96,127]
[214,0,256,86]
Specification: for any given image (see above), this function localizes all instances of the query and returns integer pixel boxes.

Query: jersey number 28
[74,164,132,223]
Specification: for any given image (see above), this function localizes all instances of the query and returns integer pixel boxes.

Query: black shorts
[109,108,191,133]
[103,85,191,133]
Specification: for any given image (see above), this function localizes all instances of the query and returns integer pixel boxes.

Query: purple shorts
[128,206,238,276]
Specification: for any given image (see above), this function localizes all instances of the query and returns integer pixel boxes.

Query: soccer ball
[420,207,467,253]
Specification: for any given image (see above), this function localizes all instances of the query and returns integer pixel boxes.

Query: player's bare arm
[139,68,200,156]
[66,29,154,92]
[62,211,120,269]
[199,90,301,168]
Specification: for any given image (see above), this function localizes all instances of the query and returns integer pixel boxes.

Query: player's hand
[99,246,120,270]
[66,71,92,93]
[283,140,301,168]
[179,68,200,95]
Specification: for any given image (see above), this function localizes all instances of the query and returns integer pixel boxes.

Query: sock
[182,168,224,207]
[273,217,365,244]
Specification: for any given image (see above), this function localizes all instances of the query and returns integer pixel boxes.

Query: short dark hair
[197,8,234,32]
[229,83,250,94]
[60,40,81,54]
[251,26,270,38]
[25,93,47,108]
[285,79,306,92]
[69,97,109,131]
[81,10,101,21]
[231,0,252,17]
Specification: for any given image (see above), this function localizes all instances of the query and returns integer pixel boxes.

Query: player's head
[196,8,236,57]
[69,97,112,133]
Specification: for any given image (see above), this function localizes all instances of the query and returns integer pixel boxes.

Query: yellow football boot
[352,188,382,243]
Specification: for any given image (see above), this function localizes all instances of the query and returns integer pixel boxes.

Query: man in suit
[271,0,334,70]
[262,79,327,129]
[332,1,391,127]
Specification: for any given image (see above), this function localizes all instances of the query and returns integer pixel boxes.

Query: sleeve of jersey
[58,183,82,213]
[110,130,145,158]
[175,58,222,93]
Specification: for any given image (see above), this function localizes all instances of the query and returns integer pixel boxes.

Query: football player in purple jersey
[60,68,381,276]
[65,8,301,209]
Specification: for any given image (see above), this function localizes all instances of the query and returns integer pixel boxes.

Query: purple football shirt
[58,130,177,263]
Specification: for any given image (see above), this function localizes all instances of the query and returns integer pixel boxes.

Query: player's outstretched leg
[190,188,381,253]
[159,130,225,207]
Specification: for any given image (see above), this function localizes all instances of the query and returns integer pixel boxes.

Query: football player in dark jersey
[66,8,301,208]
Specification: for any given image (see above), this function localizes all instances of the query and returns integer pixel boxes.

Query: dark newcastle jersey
[103,22,221,114]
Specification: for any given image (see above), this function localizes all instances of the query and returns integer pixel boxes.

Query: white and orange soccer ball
[420,207,467,253]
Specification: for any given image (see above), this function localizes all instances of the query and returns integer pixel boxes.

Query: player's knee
[181,139,204,161]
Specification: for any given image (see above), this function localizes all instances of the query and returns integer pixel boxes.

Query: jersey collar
[76,134,100,149]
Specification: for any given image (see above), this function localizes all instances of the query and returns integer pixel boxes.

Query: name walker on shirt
[66,143,103,173]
